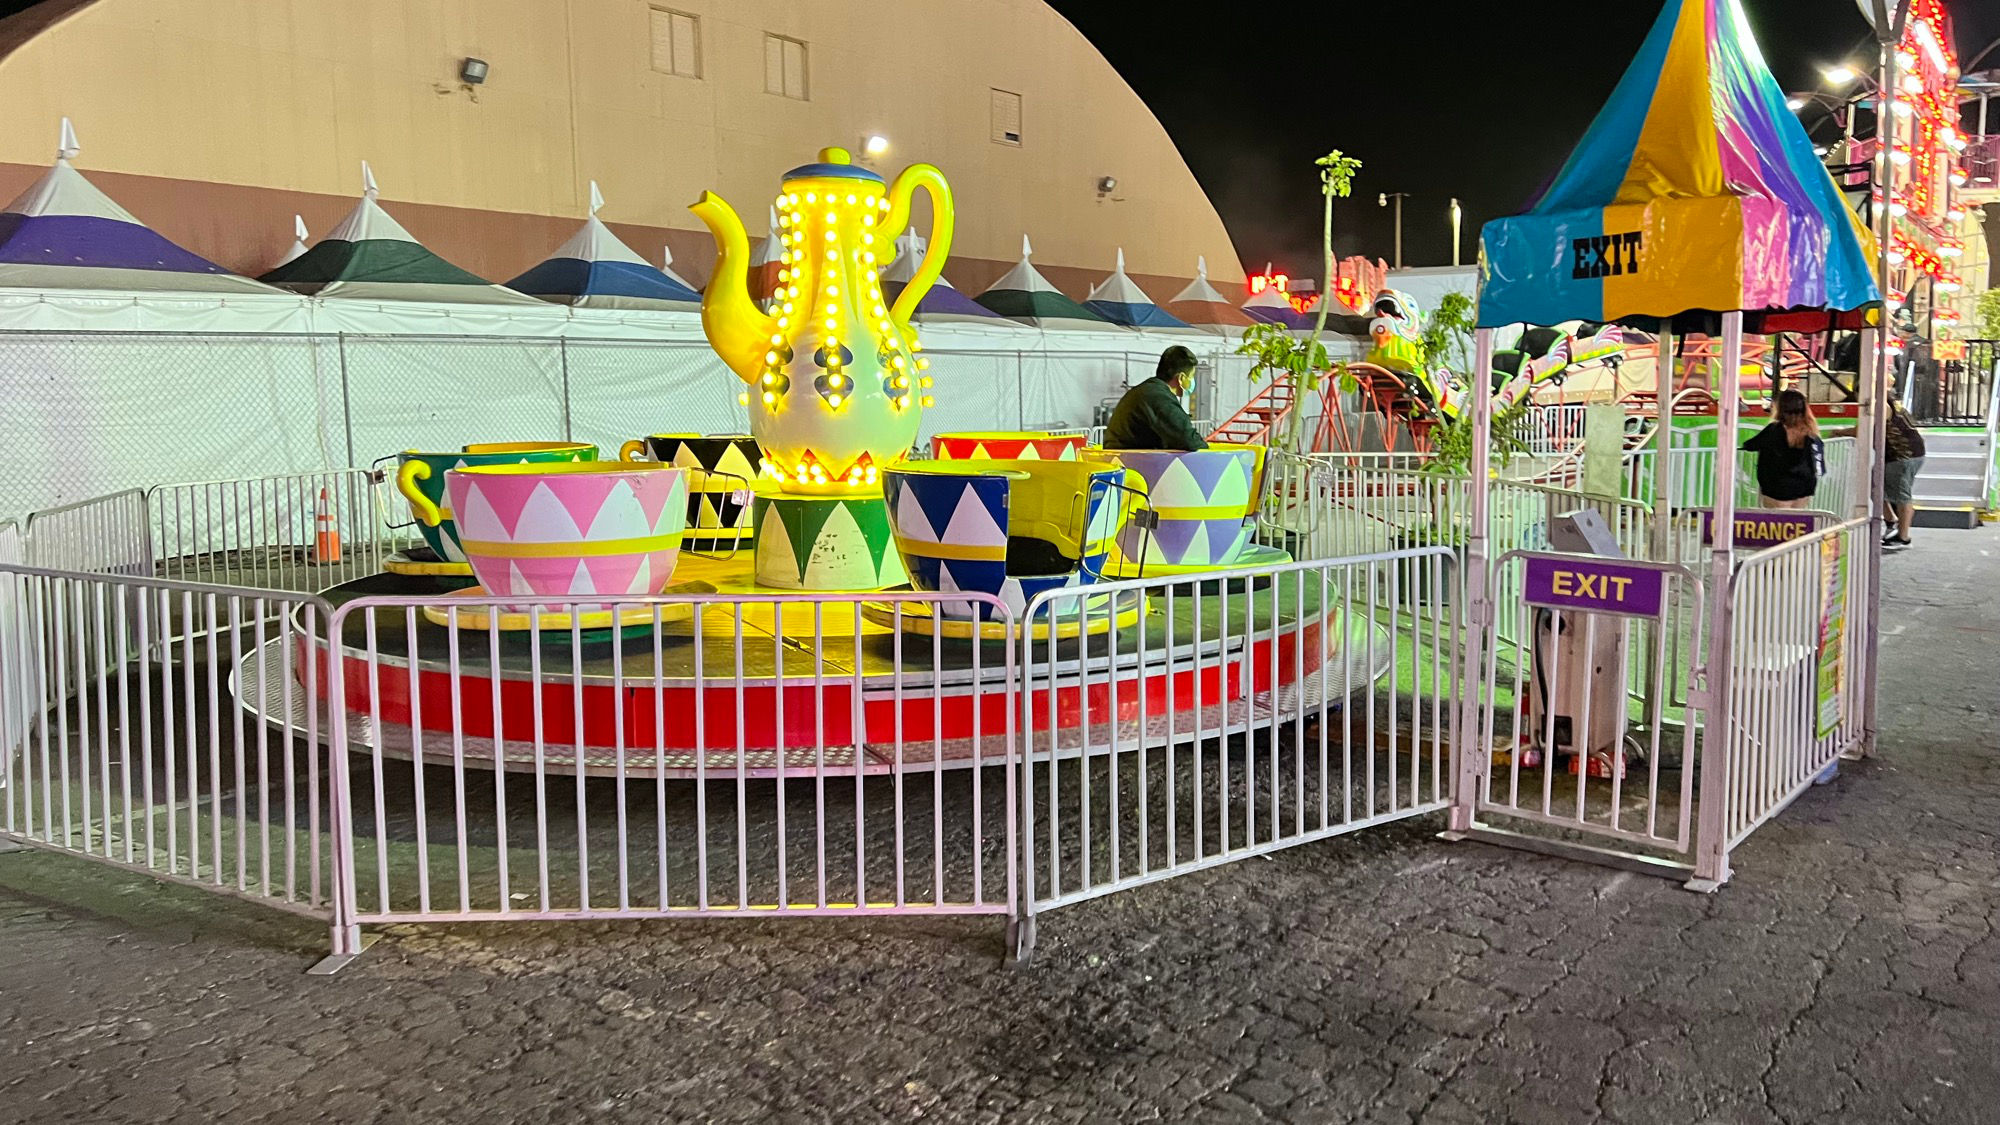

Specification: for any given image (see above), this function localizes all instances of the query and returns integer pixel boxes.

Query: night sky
[1049,0,2000,278]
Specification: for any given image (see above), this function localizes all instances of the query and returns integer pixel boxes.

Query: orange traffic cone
[313,487,342,564]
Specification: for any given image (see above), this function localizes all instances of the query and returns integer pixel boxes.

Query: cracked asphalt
[0,528,1994,1124]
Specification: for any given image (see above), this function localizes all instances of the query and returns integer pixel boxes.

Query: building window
[764,34,809,100]
[649,8,700,78]
[991,88,1023,146]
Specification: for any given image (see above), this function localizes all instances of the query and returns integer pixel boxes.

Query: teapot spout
[690,190,777,383]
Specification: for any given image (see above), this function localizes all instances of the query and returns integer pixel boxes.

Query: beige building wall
[0,0,1245,297]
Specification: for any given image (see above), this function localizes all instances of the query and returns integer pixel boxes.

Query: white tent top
[1084,248,1155,305]
[271,215,310,271]
[884,230,970,289]
[1170,256,1234,305]
[659,243,698,292]
[980,234,1064,297]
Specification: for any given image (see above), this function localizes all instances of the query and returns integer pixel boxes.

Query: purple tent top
[1240,284,1314,330]
[881,230,1008,324]
[0,121,271,294]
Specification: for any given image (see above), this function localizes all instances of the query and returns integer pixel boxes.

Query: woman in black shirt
[1741,390,1823,509]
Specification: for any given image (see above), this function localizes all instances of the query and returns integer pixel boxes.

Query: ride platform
[248,549,1393,779]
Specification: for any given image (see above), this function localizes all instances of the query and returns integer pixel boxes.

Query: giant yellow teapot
[692,147,953,495]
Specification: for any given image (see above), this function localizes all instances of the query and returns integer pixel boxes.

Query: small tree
[1419,291,1475,377]
[1977,289,2000,340]
[1235,149,1363,454]
[1424,394,1533,476]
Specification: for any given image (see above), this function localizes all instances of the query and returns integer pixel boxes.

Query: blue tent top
[509,183,701,310]
[1084,249,1195,330]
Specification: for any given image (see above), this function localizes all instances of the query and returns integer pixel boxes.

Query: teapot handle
[882,163,954,333]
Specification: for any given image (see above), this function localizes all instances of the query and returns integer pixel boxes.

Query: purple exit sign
[1523,555,1666,618]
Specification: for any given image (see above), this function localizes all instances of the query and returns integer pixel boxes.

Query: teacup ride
[388,441,597,581]
[871,459,1141,640]
[419,460,706,634]
[289,147,1380,780]
[930,431,1086,462]
[1084,442,1290,581]
[619,433,764,553]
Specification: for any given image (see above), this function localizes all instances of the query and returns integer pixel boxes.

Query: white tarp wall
[0,287,1257,518]
[1384,265,1478,318]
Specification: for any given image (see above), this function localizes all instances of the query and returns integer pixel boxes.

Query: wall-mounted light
[460,57,490,85]
[863,134,890,158]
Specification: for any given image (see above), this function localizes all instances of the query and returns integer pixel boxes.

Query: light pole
[1836,0,1913,760]
[1378,191,1408,268]
[1449,198,1462,267]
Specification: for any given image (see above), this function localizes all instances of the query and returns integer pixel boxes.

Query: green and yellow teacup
[394,441,597,563]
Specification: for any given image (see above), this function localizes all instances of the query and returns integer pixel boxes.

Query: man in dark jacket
[1104,346,1207,451]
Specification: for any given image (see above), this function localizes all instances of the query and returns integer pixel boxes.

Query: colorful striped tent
[976,235,1115,330]
[881,230,1006,324]
[508,182,702,310]
[1477,0,1878,328]
[261,163,543,305]
[1084,248,1193,330]
[1163,256,1255,334]
[0,120,272,294]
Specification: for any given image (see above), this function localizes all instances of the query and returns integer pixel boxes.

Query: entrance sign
[1523,555,1665,618]
[1700,508,1816,550]
[1816,536,1849,737]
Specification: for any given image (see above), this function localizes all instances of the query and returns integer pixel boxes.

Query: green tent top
[260,162,542,305]
[974,235,1116,330]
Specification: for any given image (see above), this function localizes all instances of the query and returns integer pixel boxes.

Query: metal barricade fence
[22,489,152,576]
[0,563,335,919]
[1298,454,1469,561]
[1625,437,1855,518]
[1014,549,1458,955]
[148,469,401,594]
[0,523,27,775]
[1458,552,1708,873]
[1521,403,1590,455]
[321,589,1018,953]
[1720,517,1869,851]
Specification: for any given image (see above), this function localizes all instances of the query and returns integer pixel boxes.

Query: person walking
[1881,399,1926,551]
[1741,389,1823,510]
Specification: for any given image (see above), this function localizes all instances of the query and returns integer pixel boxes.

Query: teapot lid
[783,146,886,185]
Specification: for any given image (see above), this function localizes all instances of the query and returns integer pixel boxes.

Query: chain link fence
[0,330,1267,521]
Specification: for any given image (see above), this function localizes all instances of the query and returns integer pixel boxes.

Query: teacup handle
[396,461,443,526]
[619,439,648,462]
[881,163,954,333]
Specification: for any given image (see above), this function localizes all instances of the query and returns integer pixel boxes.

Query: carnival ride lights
[1863,0,1964,315]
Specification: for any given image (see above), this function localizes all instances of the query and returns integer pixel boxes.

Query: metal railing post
[1449,328,1495,831]
[311,606,367,973]
[1691,311,1744,890]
